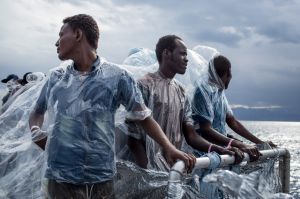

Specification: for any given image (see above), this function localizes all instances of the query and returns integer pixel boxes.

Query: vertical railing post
[279,149,290,193]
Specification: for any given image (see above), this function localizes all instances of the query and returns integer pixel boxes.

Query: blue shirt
[35,57,146,184]
[192,81,233,136]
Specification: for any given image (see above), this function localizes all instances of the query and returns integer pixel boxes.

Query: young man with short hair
[29,14,195,198]
[127,35,239,171]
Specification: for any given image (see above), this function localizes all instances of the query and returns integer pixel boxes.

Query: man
[192,55,275,161]
[1,74,20,105]
[1,72,46,114]
[29,14,195,198]
[127,35,241,172]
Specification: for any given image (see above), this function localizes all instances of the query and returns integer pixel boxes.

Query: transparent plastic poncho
[125,71,194,171]
[35,57,153,184]
[0,46,284,198]
[1,72,46,114]
[0,75,47,198]
[191,56,233,136]
[117,47,215,172]
[0,46,214,198]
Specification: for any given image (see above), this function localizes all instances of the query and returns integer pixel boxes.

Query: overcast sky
[0,0,299,121]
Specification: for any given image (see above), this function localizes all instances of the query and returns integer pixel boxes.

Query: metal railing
[168,148,290,197]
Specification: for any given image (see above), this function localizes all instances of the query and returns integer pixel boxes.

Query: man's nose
[55,40,59,47]
[184,57,188,63]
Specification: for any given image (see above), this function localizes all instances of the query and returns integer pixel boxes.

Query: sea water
[227,121,300,198]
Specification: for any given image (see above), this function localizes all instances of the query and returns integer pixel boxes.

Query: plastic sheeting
[0,78,47,198]
[1,72,46,114]
[0,46,215,198]
[191,55,233,136]
[31,57,152,188]
[203,160,293,199]
[125,71,194,171]
[0,46,283,198]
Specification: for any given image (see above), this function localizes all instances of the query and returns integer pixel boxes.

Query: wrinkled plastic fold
[0,46,283,198]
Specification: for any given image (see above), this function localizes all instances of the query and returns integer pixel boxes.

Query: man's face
[6,79,19,92]
[55,23,77,60]
[168,39,188,75]
[224,67,232,89]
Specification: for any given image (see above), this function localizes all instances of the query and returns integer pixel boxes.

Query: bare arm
[183,122,234,155]
[198,121,260,161]
[138,116,196,171]
[226,114,263,144]
[199,121,238,146]
[127,136,148,168]
[29,109,47,150]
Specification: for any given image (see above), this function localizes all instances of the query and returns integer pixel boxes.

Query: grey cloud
[227,63,300,110]
[111,0,193,7]
[107,1,300,47]
[27,25,55,34]
[190,26,255,47]
[1,0,300,121]
[271,0,297,7]
[99,15,121,25]
[45,0,84,6]
[192,31,242,47]
[257,22,300,44]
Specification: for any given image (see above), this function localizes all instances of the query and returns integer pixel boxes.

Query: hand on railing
[163,147,196,173]
[227,147,245,164]
[264,141,277,148]
[239,144,261,162]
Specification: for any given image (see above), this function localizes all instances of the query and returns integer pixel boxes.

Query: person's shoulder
[192,81,209,98]
[48,62,70,81]
[137,72,159,90]
[50,65,67,75]
[173,79,187,94]
[173,79,185,90]
[101,60,133,77]
[197,80,215,93]
[138,72,155,83]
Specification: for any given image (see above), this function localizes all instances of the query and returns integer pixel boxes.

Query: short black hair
[213,55,231,77]
[1,74,19,83]
[155,35,182,63]
[63,14,99,49]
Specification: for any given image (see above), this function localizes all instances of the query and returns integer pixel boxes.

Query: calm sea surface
[227,121,300,198]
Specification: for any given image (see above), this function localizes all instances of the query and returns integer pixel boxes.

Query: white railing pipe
[168,148,290,195]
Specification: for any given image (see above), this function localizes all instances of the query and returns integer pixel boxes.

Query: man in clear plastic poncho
[1,72,46,114]
[126,35,242,172]
[1,74,21,105]
[192,55,275,161]
[28,14,195,198]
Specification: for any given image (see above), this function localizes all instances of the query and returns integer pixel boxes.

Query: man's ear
[163,49,169,56]
[75,29,83,42]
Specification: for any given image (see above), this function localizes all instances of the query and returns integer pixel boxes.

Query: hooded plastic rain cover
[0,46,282,199]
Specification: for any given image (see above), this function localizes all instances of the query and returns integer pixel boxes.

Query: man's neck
[158,64,175,79]
[73,50,97,72]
